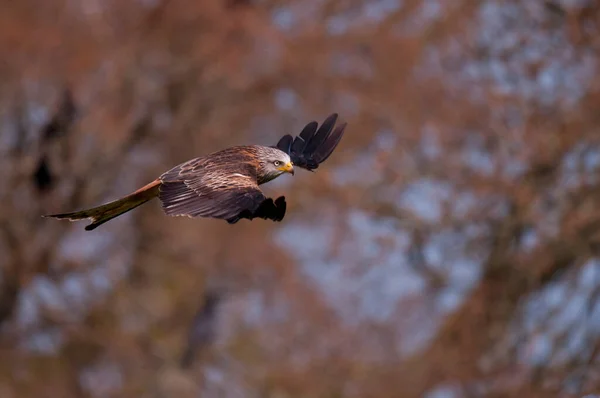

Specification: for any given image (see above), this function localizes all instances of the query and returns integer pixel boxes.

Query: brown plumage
[44,113,347,231]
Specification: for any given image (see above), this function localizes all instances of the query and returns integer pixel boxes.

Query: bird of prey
[44,113,346,231]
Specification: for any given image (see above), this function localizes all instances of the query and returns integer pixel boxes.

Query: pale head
[254,146,294,184]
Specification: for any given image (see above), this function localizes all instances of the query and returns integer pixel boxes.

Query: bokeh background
[2,0,600,397]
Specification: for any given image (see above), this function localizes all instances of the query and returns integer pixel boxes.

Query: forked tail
[43,179,161,231]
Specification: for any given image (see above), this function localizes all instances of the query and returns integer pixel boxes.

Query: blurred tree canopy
[1,0,600,397]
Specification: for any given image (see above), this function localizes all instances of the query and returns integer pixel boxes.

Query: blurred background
[1,0,600,397]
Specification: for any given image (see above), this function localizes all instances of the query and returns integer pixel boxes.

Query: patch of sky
[420,124,442,160]
[16,259,134,336]
[24,97,50,129]
[263,292,291,325]
[13,149,146,350]
[8,87,57,148]
[271,2,326,35]
[203,365,227,387]
[515,259,600,367]
[397,311,442,355]
[89,266,116,296]
[461,132,495,175]
[563,144,582,172]
[549,293,587,337]
[526,334,553,366]
[61,273,90,307]
[0,117,20,154]
[522,282,568,333]
[277,202,489,360]
[424,231,483,310]
[274,87,298,111]
[15,275,80,331]
[330,129,396,187]
[327,0,403,36]
[239,290,266,327]
[58,227,115,264]
[20,328,64,355]
[327,14,352,36]
[280,208,483,352]
[503,157,527,180]
[399,178,453,223]
[584,148,600,172]
[447,257,481,291]
[31,276,70,316]
[15,291,39,328]
[363,0,403,23]
[578,258,600,289]
[79,360,124,398]
[275,208,425,325]
[435,288,465,313]
[396,0,447,37]
[589,298,600,333]
[375,128,397,149]
[452,191,478,219]
[331,91,361,117]
[463,223,490,241]
[416,0,597,108]
[519,227,539,253]
[275,213,336,265]
[425,383,463,398]
[560,142,600,189]
[560,322,590,362]
[463,148,495,176]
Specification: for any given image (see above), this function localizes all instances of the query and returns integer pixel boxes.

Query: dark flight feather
[312,123,346,164]
[275,113,346,170]
[227,196,286,224]
[159,180,268,221]
[276,135,293,154]
[304,114,336,154]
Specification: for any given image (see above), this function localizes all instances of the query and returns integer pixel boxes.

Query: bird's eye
[274,160,282,167]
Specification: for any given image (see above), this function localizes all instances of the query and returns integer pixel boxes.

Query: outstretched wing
[274,113,346,171]
[158,157,286,223]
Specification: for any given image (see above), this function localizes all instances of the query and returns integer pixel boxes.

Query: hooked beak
[278,161,295,176]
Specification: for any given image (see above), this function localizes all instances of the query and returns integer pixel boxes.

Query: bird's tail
[43,179,161,231]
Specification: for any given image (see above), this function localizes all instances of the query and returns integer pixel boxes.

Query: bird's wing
[274,113,347,171]
[158,160,286,223]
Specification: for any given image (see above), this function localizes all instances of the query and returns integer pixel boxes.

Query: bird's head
[255,146,294,184]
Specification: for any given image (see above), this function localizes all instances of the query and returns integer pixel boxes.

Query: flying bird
[44,113,346,230]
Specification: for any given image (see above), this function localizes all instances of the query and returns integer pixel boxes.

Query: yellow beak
[278,161,295,175]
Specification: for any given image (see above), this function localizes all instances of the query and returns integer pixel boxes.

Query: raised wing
[275,113,346,171]
[158,158,286,223]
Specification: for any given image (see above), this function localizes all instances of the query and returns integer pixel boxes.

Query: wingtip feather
[313,122,346,164]
[299,121,318,141]
[273,113,346,170]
